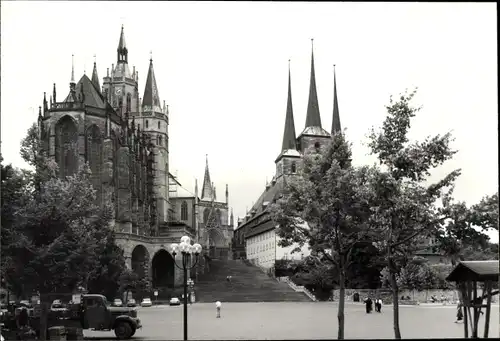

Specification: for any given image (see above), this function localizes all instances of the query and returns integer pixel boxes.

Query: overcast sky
[1,2,497,241]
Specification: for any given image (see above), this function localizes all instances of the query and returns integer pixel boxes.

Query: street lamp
[170,236,202,341]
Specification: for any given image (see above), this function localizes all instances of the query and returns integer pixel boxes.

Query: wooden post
[472,281,478,338]
[462,282,469,338]
[483,280,492,338]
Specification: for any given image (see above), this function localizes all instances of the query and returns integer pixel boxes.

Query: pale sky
[1,2,498,241]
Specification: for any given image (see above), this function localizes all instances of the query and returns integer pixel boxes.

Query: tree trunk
[39,293,50,341]
[337,262,346,340]
[389,270,402,339]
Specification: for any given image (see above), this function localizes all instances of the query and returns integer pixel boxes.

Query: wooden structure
[446,260,499,338]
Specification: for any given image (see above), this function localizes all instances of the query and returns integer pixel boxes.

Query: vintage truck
[4,294,142,340]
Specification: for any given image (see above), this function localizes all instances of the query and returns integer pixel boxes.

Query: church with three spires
[232,41,342,268]
[37,26,233,287]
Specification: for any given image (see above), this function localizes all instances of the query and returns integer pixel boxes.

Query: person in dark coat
[364,297,373,314]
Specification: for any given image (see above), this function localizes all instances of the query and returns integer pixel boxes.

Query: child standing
[216,301,221,318]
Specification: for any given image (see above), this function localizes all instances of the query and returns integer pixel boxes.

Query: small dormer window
[291,161,297,173]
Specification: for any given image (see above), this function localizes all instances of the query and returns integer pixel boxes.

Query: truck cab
[80,294,142,340]
[80,294,141,339]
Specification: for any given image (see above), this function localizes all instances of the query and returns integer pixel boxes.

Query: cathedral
[232,41,342,266]
[37,26,233,288]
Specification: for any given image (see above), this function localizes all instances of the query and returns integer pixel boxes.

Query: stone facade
[38,26,204,288]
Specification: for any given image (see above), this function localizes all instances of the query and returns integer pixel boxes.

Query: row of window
[144,120,166,131]
[247,230,274,244]
[254,255,274,264]
[247,242,275,255]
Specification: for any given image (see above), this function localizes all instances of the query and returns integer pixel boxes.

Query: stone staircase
[194,259,310,302]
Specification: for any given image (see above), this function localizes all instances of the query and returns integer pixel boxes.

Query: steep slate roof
[281,62,297,152]
[91,62,101,94]
[142,59,162,111]
[117,25,127,52]
[446,260,499,282]
[201,155,214,200]
[331,65,341,134]
[236,179,283,231]
[304,40,322,129]
[75,75,107,109]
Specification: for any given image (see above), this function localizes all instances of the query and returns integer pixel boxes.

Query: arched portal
[207,228,228,259]
[131,245,149,278]
[151,249,175,288]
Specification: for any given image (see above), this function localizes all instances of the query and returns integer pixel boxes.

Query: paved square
[85,302,499,340]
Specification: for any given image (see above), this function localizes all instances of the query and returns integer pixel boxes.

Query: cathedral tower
[102,25,140,116]
[140,57,170,224]
[296,39,331,154]
[275,60,301,184]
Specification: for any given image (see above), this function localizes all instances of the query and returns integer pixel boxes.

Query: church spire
[142,57,161,112]
[331,64,342,134]
[91,55,101,93]
[281,60,297,151]
[304,39,322,129]
[201,154,214,200]
[117,25,128,63]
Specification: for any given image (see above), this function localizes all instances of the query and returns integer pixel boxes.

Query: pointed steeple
[142,57,162,112]
[71,54,75,84]
[201,154,214,200]
[305,39,322,128]
[331,64,342,134]
[91,55,101,94]
[117,25,128,63]
[281,60,297,151]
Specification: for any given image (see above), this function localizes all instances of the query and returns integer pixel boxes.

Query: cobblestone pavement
[84,302,500,340]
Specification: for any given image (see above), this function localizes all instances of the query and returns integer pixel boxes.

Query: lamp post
[170,236,202,341]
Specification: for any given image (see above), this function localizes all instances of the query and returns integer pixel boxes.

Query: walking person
[364,297,373,314]
[375,298,382,313]
[454,302,463,323]
[215,301,221,318]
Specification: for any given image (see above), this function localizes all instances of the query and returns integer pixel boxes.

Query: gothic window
[55,116,78,178]
[181,201,188,221]
[158,121,160,129]
[203,208,210,224]
[110,130,119,214]
[86,125,103,204]
[159,135,163,146]
[146,120,149,128]
[126,93,132,113]
[216,209,221,225]
[291,161,297,173]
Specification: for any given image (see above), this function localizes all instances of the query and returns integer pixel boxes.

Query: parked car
[169,297,180,306]
[140,298,152,307]
[50,300,66,312]
[112,298,123,307]
[19,300,30,308]
[127,299,137,307]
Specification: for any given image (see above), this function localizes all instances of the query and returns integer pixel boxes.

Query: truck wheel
[114,321,133,339]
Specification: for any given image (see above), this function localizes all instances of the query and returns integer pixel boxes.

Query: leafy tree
[0,163,32,297]
[1,124,117,340]
[470,193,499,231]
[367,89,460,339]
[435,199,492,266]
[270,133,374,339]
[345,242,384,289]
[87,227,128,300]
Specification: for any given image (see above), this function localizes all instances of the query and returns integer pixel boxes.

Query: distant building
[233,41,342,268]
